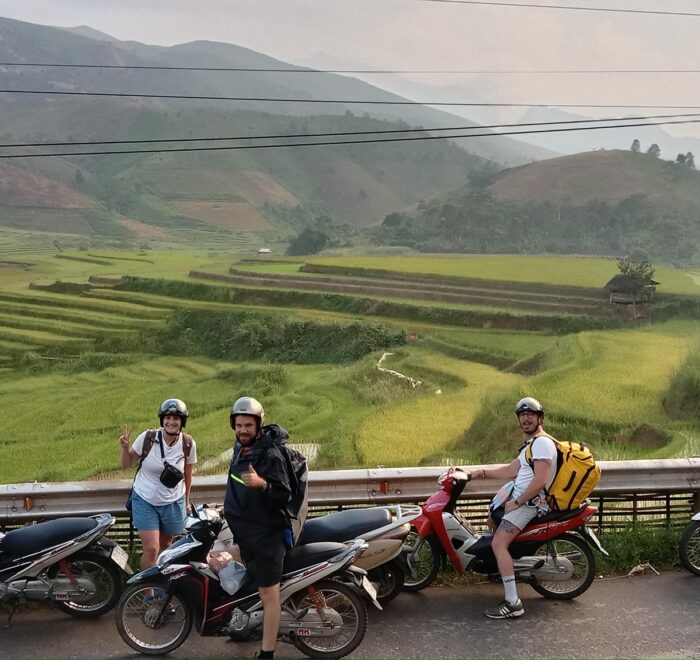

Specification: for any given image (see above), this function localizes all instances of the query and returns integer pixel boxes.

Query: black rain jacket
[223,424,292,546]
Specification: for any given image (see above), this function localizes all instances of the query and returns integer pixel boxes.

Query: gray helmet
[158,398,189,427]
[515,397,544,417]
[230,396,265,430]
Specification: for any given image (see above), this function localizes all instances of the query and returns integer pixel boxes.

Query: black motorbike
[0,513,132,623]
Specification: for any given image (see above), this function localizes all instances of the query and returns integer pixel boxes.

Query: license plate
[111,544,129,570]
[361,575,377,600]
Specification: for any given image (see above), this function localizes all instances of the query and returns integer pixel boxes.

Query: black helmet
[230,396,265,430]
[515,397,544,417]
[158,398,189,427]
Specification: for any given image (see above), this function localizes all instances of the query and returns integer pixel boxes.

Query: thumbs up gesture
[242,463,265,489]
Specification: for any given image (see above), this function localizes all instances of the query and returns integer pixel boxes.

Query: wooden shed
[604,274,659,305]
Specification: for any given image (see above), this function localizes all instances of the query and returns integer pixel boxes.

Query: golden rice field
[307,255,700,295]
[356,352,523,466]
[532,324,695,425]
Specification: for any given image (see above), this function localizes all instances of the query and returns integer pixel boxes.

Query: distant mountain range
[0,15,554,245]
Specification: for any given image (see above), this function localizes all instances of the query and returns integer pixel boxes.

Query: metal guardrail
[2,459,700,524]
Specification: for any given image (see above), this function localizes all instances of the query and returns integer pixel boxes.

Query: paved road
[2,572,699,659]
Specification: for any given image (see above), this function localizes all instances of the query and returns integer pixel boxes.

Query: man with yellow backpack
[472,396,600,619]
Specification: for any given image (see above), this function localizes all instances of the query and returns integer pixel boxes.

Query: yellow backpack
[525,433,601,511]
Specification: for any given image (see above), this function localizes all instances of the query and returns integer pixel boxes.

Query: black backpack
[279,445,309,546]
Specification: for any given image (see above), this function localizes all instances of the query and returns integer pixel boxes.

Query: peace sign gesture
[119,424,132,450]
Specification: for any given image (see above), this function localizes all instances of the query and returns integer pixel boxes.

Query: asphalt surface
[1,572,699,659]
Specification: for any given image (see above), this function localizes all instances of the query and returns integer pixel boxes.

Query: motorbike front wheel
[48,552,123,617]
[291,579,367,659]
[116,581,193,655]
[401,532,442,592]
[679,520,700,575]
[531,533,595,600]
[369,559,404,604]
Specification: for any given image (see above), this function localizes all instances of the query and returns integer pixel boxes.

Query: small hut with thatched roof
[604,273,659,306]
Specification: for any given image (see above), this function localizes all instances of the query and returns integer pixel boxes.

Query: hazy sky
[2,0,700,134]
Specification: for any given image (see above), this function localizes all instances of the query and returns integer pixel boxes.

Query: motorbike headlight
[157,540,201,567]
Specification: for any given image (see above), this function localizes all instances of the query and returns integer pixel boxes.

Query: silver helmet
[515,397,544,417]
[158,398,189,427]
[230,396,265,430]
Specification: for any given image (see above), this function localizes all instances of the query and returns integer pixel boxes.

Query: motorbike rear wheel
[401,532,442,592]
[291,579,367,659]
[531,533,595,600]
[116,581,193,655]
[369,559,404,604]
[679,520,700,575]
[48,552,123,617]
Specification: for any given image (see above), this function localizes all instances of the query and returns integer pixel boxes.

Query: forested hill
[375,150,700,263]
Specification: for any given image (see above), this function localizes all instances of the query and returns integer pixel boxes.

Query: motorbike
[0,513,131,623]
[296,504,421,603]
[115,505,378,658]
[679,511,700,574]
[214,504,420,604]
[402,467,608,600]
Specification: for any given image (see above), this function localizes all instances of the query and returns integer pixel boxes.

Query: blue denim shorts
[131,490,185,536]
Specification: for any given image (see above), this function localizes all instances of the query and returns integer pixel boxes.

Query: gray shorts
[501,503,539,531]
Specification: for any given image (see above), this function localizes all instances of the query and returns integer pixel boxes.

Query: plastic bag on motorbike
[207,551,234,574]
[219,561,248,595]
[488,480,515,527]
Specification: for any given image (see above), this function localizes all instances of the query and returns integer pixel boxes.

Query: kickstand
[4,601,19,630]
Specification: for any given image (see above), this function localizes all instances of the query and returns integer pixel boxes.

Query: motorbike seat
[283,541,350,574]
[298,508,392,545]
[0,517,98,559]
[531,503,589,525]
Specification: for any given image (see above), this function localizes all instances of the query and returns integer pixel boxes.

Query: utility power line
[0,113,697,149]
[416,0,700,18]
[5,62,700,75]
[3,87,700,109]
[2,117,699,159]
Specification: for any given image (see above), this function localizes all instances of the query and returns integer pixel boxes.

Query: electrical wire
[4,62,700,74]
[416,0,700,18]
[2,87,700,109]
[2,116,698,159]
[0,112,697,149]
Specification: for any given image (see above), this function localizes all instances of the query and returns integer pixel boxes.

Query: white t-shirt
[132,429,197,506]
[513,435,557,511]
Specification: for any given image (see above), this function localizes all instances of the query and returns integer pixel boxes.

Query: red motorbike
[402,467,608,599]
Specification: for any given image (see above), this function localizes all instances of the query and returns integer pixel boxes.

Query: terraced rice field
[174,201,271,230]
[0,289,169,363]
[1,250,698,481]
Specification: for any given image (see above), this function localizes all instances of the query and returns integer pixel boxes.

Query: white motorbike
[679,511,700,574]
[0,513,132,624]
[215,504,421,604]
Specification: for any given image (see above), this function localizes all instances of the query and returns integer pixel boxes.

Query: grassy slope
[487,149,700,208]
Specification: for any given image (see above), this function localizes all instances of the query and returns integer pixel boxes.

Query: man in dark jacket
[224,396,292,660]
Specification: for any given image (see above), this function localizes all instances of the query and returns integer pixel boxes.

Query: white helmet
[515,397,544,417]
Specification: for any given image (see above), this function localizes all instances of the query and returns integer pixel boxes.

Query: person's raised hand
[242,463,263,489]
[119,424,132,450]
